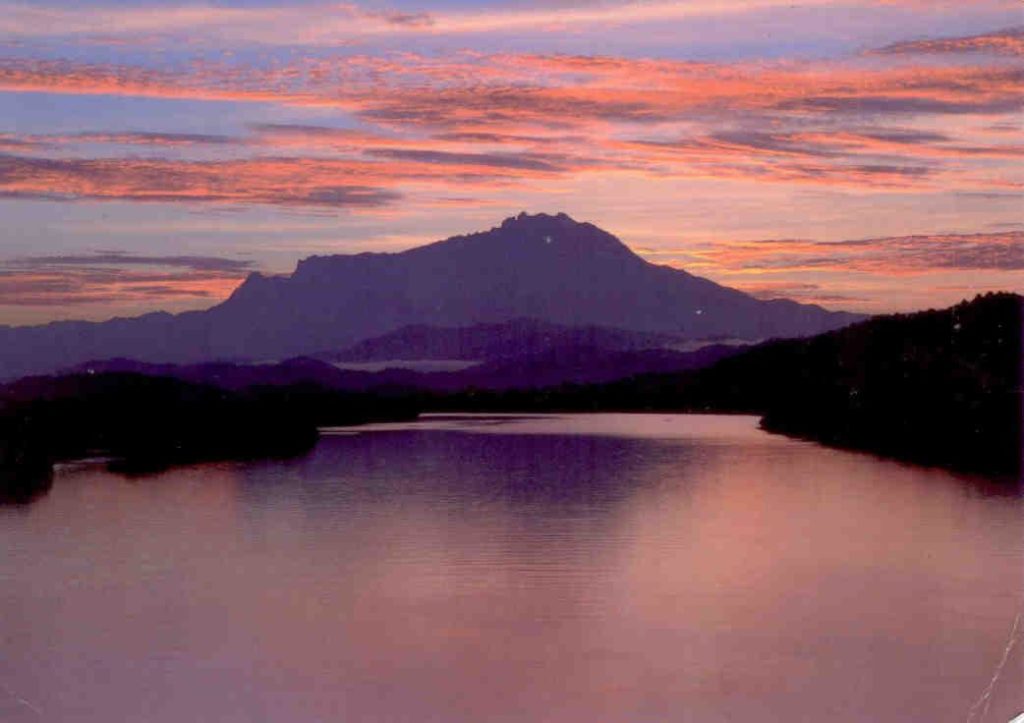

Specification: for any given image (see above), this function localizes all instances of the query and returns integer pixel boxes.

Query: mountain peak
[290,213,635,276]
[415,211,640,266]
[500,211,574,229]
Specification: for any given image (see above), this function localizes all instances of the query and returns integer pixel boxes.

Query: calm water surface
[2,414,1022,722]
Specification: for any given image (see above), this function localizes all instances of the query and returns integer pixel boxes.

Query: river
[2,414,1022,722]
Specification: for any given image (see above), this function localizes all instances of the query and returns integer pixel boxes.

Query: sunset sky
[0,0,1021,324]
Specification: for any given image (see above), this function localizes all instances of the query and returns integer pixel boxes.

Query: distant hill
[0,212,862,380]
[325,318,683,363]
[430,293,1023,479]
[68,342,744,393]
[446,344,739,391]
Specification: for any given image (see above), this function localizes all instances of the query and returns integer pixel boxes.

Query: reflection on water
[1,414,1022,722]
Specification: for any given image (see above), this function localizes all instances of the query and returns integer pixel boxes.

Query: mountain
[326,319,683,363]
[0,212,863,380]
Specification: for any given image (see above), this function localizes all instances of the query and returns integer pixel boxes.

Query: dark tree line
[414,293,1023,478]
[0,373,419,503]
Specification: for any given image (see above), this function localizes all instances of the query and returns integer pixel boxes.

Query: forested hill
[750,292,1021,477]
[433,293,1022,479]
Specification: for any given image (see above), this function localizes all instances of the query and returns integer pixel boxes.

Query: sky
[0,0,1021,324]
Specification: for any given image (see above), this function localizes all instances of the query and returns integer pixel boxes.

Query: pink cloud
[0,49,1019,206]
[2,53,1020,128]
[684,231,1024,275]
[0,1,930,45]
[876,26,1024,57]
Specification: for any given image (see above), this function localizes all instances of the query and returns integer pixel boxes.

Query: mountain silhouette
[0,212,862,380]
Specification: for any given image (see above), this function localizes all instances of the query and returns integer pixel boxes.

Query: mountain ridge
[59,341,744,394]
[0,212,863,380]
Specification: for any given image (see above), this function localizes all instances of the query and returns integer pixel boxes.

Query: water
[2,414,1022,723]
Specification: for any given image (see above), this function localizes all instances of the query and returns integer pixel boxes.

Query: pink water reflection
[2,415,1021,722]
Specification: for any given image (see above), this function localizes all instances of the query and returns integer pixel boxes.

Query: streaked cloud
[0,252,257,307]
[0,3,435,44]
[0,271,242,307]
[686,231,1024,275]
[10,252,256,273]
[0,1,922,45]
[876,26,1024,57]
[0,134,630,207]
[733,281,867,304]
[0,133,41,151]
[63,131,240,147]
[2,52,1020,127]
[0,50,1019,203]
[0,153,408,208]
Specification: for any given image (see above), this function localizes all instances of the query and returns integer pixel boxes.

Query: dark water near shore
[2,414,1022,722]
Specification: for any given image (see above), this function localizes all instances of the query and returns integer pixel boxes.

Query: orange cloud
[0,154,402,208]
[0,252,254,308]
[2,53,1020,127]
[0,271,243,307]
[0,141,622,208]
[0,51,1019,205]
